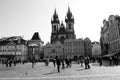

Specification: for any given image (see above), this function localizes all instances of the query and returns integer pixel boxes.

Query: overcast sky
[0,0,120,44]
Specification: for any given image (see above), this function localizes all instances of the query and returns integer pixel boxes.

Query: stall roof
[103,53,117,57]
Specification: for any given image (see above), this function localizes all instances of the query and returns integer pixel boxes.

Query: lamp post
[32,46,35,68]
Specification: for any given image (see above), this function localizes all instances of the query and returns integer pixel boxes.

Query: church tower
[51,9,60,44]
[65,7,76,39]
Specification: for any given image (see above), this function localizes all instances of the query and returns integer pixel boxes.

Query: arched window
[54,25,56,30]
[69,23,71,29]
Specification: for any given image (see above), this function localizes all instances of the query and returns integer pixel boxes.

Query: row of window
[0,52,22,55]
[47,52,62,55]
[64,49,84,53]
[110,40,120,50]
[64,42,84,46]
[0,50,21,52]
[45,46,62,48]
[0,45,27,50]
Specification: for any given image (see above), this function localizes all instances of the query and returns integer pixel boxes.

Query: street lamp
[32,47,35,68]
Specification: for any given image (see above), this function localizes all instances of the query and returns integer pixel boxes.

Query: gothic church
[50,7,76,44]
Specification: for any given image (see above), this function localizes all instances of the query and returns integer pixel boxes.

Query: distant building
[28,32,44,61]
[0,36,28,63]
[92,41,101,58]
[84,37,92,57]
[44,41,63,59]
[50,7,76,44]
[100,15,120,57]
[64,38,85,60]
[44,37,92,60]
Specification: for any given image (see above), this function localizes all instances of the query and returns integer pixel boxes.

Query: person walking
[87,57,90,69]
[80,57,84,67]
[98,56,102,66]
[56,57,61,72]
[61,58,65,69]
[84,57,88,69]
[109,56,112,66]
[52,58,56,67]
[69,57,72,68]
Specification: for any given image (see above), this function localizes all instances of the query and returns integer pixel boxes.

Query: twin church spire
[50,7,76,44]
[51,7,74,24]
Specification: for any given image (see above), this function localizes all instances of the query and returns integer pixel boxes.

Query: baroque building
[28,32,44,61]
[44,37,92,59]
[100,15,120,57]
[0,36,28,63]
[44,41,63,59]
[92,41,101,58]
[64,38,85,60]
[50,7,76,44]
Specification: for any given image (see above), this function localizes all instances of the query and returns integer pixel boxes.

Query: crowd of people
[1,58,27,68]
[1,55,119,71]
[109,55,119,66]
[44,55,120,73]
[45,56,91,73]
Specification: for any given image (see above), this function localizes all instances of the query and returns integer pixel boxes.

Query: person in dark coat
[98,56,102,66]
[65,58,69,68]
[61,58,65,69]
[87,57,90,69]
[80,57,84,67]
[69,58,72,68]
[52,58,56,67]
[84,57,88,69]
[109,56,112,66]
[56,57,61,72]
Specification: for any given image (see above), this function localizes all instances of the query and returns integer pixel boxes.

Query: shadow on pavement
[43,70,58,75]
[76,68,85,71]
[0,68,13,71]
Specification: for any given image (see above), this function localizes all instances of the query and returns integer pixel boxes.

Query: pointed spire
[67,7,72,18]
[65,6,74,23]
[68,6,71,14]
[51,9,60,24]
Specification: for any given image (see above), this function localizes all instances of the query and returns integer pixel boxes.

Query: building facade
[0,36,28,63]
[100,15,120,57]
[44,41,63,59]
[44,37,92,59]
[84,37,92,57]
[50,7,76,44]
[64,38,85,60]
[28,32,44,61]
[92,41,101,58]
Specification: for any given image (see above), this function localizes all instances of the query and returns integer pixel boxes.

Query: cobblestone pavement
[0,61,120,80]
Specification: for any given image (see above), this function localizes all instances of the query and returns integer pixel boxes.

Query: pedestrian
[69,57,72,68]
[80,57,84,67]
[98,56,102,66]
[109,56,112,66]
[5,59,8,68]
[87,57,90,69]
[84,57,88,69]
[61,58,65,69]
[52,58,56,67]
[65,58,69,68]
[56,57,61,72]
[13,60,16,66]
